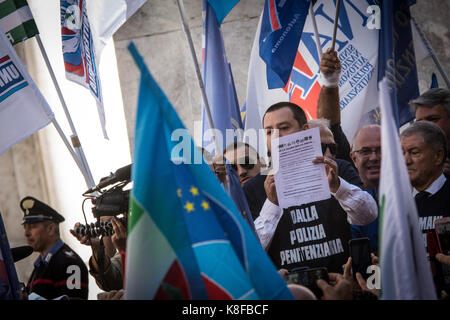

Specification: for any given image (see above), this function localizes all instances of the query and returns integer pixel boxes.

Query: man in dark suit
[401,121,450,297]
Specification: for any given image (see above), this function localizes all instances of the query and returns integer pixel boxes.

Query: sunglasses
[230,156,256,172]
[321,143,337,155]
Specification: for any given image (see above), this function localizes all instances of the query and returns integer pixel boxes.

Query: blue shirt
[34,239,64,268]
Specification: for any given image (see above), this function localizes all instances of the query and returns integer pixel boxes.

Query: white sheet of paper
[271,127,331,209]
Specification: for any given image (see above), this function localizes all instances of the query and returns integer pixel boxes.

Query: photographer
[70,164,130,292]
[70,216,127,292]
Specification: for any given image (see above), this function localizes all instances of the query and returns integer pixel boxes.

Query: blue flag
[207,0,239,25]
[430,73,438,89]
[202,0,243,153]
[125,43,293,300]
[0,211,20,300]
[259,0,311,89]
[378,0,419,128]
[226,164,256,233]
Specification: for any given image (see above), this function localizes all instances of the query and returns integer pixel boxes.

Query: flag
[85,0,147,64]
[60,0,106,138]
[245,0,380,151]
[0,211,20,300]
[206,0,239,25]
[226,163,256,233]
[259,0,310,89]
[430,73,438,89]
[60,0,146,139]
[0,26,54,156]
[124,43,293,300]
[378,78,436,300]
[0,0,38,45]
[201,0,243,154]
[377,0,419,128]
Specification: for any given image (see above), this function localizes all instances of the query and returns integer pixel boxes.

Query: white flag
[378,78,436,300]
[86,0,147,61]
[60,0,147,139]
[0,26,53,156]
[244,0,379,150]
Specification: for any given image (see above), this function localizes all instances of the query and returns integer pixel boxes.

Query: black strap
[98,236,105,275]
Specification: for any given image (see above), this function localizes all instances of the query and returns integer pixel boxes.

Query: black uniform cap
[20,196,65,225]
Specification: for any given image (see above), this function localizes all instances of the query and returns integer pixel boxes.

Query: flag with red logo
[245,0,380,152]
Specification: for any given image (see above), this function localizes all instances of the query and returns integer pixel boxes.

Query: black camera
[83,164,132,219]
[91,186,130,219]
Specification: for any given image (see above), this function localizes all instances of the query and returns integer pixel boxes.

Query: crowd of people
[15,48,450,300]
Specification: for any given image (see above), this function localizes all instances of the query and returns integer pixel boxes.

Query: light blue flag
[202,0,243,154]
[226,163,256,233]
[207,0,239,25]
[125,42,293,300]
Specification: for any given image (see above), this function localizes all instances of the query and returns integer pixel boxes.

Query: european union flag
[125,43,293,300]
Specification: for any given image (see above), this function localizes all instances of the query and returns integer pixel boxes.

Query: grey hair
[400,121,447,165]
[43,220,60,236]
[409,88,450,115]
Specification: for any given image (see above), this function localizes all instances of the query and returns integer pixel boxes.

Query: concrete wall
[411,0,450,91]
[113,0,264,153]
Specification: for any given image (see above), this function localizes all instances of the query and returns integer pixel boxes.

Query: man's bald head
[351,125,381,189]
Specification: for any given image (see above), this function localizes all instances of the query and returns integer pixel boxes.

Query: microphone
[11,246,33,262]
[85,164,132,194]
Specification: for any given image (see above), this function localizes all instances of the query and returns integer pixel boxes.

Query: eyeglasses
[352,147,381,157]
[321,143,337,155]
[231,156,256,172]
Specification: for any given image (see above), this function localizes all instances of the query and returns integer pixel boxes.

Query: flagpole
[51,118,93,188]
[175,0,221,155]
[411,17,450,89]
[35,34,96,188]
[309,1,322,60]
[331,0,342,51]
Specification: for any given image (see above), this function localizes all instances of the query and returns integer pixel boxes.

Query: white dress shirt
[412,173,446,197]
[254,177,378,249]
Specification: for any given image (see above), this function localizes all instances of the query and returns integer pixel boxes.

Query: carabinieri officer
[21,196,88,300]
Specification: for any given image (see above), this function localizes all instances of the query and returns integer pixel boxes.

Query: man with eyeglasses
[350,125,382,192]
[349,125,381,254]
[400,121,450,298]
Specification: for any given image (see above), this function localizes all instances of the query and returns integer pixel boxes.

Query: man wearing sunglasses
[224,142,265,187]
